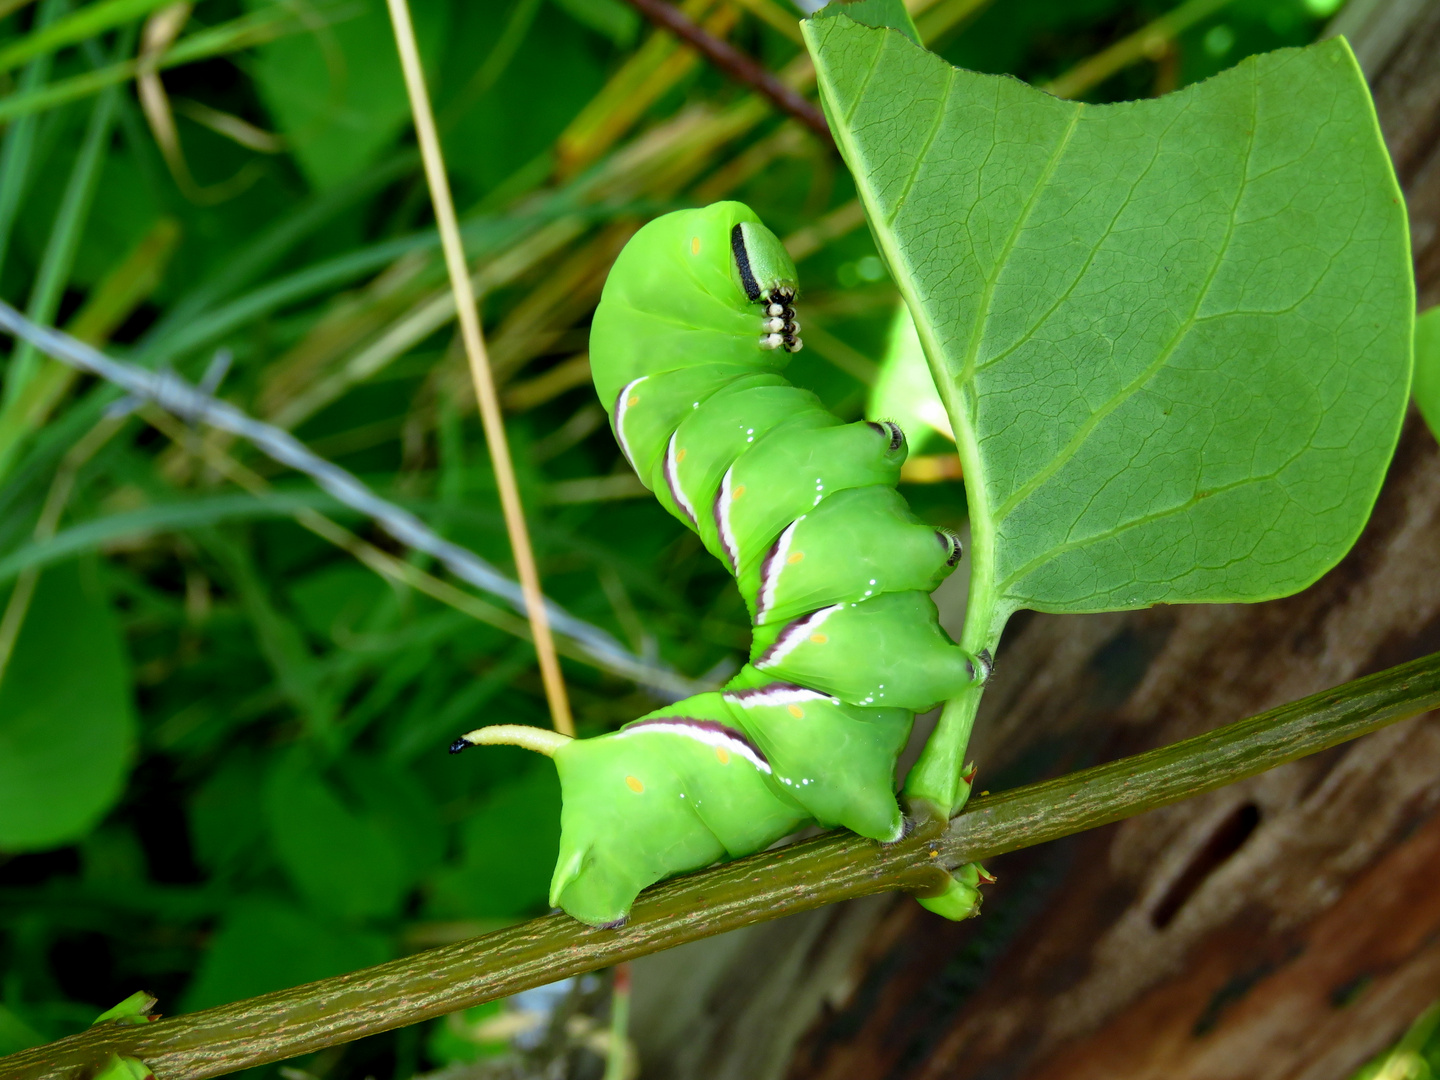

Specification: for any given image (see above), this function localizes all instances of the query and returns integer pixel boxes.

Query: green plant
[0,0,1415,1076]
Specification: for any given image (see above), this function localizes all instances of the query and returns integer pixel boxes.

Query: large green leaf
[805,16,1412,644]
[805,9,1412,814]
[0,561,136,850]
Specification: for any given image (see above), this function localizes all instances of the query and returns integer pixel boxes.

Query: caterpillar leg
[916,862,995,921]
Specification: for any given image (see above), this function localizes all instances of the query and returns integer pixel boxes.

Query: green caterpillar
[454,202,982,928]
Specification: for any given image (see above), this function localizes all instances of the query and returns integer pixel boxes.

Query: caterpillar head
[731,221,803,355]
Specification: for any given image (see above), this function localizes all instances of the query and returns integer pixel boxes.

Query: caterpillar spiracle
[453,202,982,928]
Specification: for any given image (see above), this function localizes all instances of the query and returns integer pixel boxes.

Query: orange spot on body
[809,633,828,644]
[627,395,640,407]
[732,485,745,499]
[625,776,644,793]
[715,747,730,764]
[787,704,804,719]
[787,552,805,564]
[691,236,701,255]
[676,448,687,462]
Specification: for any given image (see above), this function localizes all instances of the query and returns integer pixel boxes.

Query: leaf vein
[992,75,1261,525]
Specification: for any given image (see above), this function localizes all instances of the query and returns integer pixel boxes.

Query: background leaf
[263,751,414,920]
[244,0,448,189]
[0,561,136,851]
[868,303,951,454]
[426,761,561,920]
[807,18,1413,641]
[181,898,390,1012]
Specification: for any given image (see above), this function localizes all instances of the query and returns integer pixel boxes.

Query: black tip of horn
[448,738,470,754]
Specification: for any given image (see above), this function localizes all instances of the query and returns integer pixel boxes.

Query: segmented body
[460,202,979,927]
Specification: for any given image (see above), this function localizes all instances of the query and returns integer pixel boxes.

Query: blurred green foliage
[0,0,1332,1075]
[1348,1002,1440,1080]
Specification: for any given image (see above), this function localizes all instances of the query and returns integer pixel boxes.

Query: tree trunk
[630,2,1440,1076]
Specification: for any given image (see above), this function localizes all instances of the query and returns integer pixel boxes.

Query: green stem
[902,379,1002,817]
[603,964,632,1080]
[903,680,985,820]
[7,649,1440,1080]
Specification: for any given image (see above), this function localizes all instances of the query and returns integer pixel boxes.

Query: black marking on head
[937,529,963,567]
[597,916,628,931]
[731,224,761,302]
[976,648,994,682]
[448,738,470,754]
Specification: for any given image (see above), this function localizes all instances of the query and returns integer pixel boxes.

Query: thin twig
[622,0,832,143]
[7,649,1439,1080]
[0,301,679,693]
[385,0,575,736]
